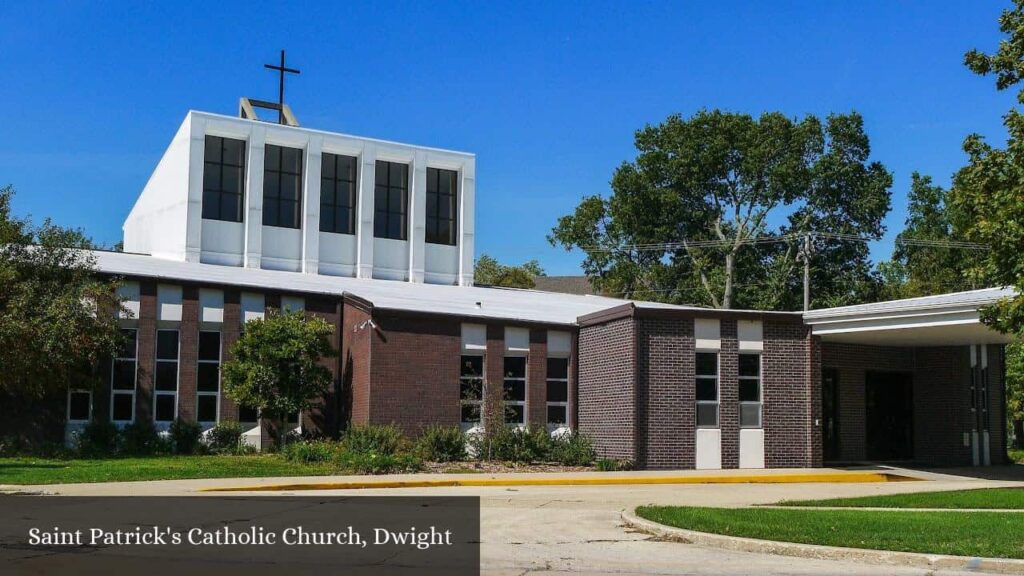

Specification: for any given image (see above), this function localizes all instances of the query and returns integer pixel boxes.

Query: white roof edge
[803,287,1016,322]
[188,110,476,158]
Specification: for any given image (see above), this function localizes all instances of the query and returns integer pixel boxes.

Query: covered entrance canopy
[804,288,1017,467]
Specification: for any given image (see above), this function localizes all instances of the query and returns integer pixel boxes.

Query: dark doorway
[865,371,914,461]
[822,368,841,461]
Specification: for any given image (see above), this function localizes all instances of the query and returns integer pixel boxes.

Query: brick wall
[719,319,739,468]
[304,297,340,435]
[177,286,199,422]
[578,317,637,462]
[990,344,1008,465]
[219,290,241,422]
[528,329,548,428]
[635,316,694,470]
[134,281,157,423]
[763,321,813,468]
[342,301,372,427]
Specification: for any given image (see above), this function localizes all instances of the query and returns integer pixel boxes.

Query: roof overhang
[804,288,1017,347]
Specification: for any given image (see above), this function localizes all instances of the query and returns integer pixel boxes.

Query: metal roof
[803,287,1016,321]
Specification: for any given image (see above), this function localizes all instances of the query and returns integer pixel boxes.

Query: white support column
[409,150,427,283]
[184,114,205,263]
[356,144,377,279]
[458,160,476,286]
[244,126,266,269]
[302,136,323,274]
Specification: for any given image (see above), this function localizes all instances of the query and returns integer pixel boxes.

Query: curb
[201,471,916,492]
[621,509,1024,575]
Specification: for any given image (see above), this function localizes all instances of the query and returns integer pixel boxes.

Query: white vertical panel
[695,428,722,469]
[243,126,266,269]
[459,161,475,286]
[409,150,427,283]
[356,144,377,279]
[117,281,141,320]
[738,320,763,351]
[739,429,765,468]
[461,323,486,353]
[199,288,224,324]
[505,327,530,353]
[695,318,721,350]
[281,295,305,313]
[241,292,265,324]
[302,136,323,274]
[157,284,183,322]
[547,331,571,357]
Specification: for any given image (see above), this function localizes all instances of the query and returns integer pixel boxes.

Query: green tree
[221,310,335,445]
[548,110,892,309]
[0,185,123,399]
[474,254,546,289]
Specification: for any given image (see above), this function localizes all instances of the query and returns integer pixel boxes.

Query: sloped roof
[803,287,1016,321]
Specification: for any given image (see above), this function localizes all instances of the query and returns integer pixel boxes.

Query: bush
[549,432,596,466]
[415,425,466,462]
[169,419,202,455]
[595,458,633,472]
[205,422,245,454]
[336,451,422,475]
[282,440,342,463]
[119,421,167,456]
[472,426,552,463]
[76,420,120,457]
[342,424,407,456]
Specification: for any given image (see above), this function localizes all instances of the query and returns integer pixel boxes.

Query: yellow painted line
[202,472,921,493]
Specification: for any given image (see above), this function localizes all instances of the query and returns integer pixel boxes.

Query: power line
[580,232,988,253]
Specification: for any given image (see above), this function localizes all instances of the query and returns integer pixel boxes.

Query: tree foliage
[0,185,123,398]
[474,254,546,289]
[221,311,336,423]
[548,110,892,309]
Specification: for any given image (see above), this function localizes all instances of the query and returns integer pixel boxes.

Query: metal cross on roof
[264,49,300,124]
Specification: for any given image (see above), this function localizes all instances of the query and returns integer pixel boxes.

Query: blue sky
[0,1,1016,275]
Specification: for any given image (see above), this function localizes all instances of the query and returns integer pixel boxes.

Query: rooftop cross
[263,49,300,124]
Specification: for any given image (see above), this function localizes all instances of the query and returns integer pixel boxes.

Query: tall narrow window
[263,144,303,229]
[67,389,92,423]
[111,328,138,423]
[197,331,222,424]
[320,153,357,234]
[546,358,569,429]
[154,330,179,423]
[202,135,246,222]
[695,352,719,428]
[504,356,527,425]
[739,353,762,428]
[426,167,458,245]
[460,355,484,427]
[374,161,408,240]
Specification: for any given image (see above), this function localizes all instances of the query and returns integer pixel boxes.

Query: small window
[154,330,179,422]
[546,357,569,428]
[426,167,458,245]
[460,355,484,425]
[197,331,221,424]
[202,135,246,222]
[695,351,718,428]
[739,353,762,428]
[504,356,527,425]
[110,328,138,423]
[320,153,357,235]
[238,405,259,423]
[67,390,91,422]
[263,144,303,229]
[374,161,408,240]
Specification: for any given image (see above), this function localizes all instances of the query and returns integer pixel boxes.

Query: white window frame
[197,330,222,425]
[503,354,528,427]
[459,353,485,429]
[67,388,92,423]
[695,350,720,428]
[738,352,762,429]
[110,328,138,424]
[545,356,570,431]
[153,329,180,424]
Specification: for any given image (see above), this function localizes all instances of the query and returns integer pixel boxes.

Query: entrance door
[822,368,841,461]
[865,371,914,461]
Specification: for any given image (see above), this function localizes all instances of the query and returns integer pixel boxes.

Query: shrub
[415,425,466,462]
[549,432,596,466]
[119,421,167,456]
[282,440,341,463]
[472,425,551,463]
[595,458,633,472]
[76,420,120,457]
[169,419,202,455]
[336,451,422,475]
[342,424,407,456]
[205,422,245,454]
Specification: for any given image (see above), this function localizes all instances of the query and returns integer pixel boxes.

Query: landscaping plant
[169,419,202,455]
[415,425,467,462]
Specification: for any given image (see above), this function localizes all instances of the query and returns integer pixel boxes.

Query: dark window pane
[119,329,137,358]
[390,162,406,187]
[198,331,220,361]
[263,200,278,227]
[340,156,355,181]
[155,394,176,422]
[239,405,258,422]
[427,167,438,194]
[155,362,178,391]
[224,166,243,197]
[426,191,437,217]
[156,330,178,360]
[282,147,302,173]
[69,391,90,421]
[373,215,387,238]
[739,354,760,377]
[264,172,280,199]
[696,377,717,401]
[696,403,718,427]
[546,380,568,403]
[739,379,760,402]
[112,393,133,421]
[547,358,569,380]
[740,403,761,428]
[388,187,403,212]
[202,190,219,219]
[374,186,387,211]
[547,405,567,425]
[223,138,246,166]
[461,403,481,423]
[320,208,335,233]
[204,136,221,163]
[389,214,404,240]
[197,395,218,422]
[375,161,388,184]
[460,379,483,402]
[461,356,483,378]
[439,193,453,219]
[320,180,336,206]
[504,380,526,402]
[280,173,299,201]
[112,360,136,390]
[437,220,452,245]
[287,411,299,424]
[265,144,280,171]
[281,200,299,228]
[322,153,336,179]
[696,352,718,376]
[222,193,242,222]
[337,206,350,234]
[504,356,526,378]
[198,363,220,392]
[203,163,220,192]
[505,404,525,424]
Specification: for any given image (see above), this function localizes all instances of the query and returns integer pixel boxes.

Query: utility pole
[798,233,815,311]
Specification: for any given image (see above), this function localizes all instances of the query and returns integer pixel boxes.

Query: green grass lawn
[636,505,1024,559]
[0,455,339,485]
[779,487,1024,509]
